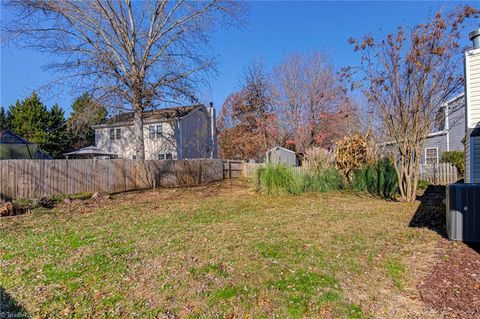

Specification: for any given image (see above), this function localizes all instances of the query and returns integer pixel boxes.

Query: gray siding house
[421,94,465,165]
[379,94,466,166]
[93,104,217,160]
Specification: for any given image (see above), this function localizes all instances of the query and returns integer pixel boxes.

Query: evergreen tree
[67,93,107,149]
[0,107,6,130]
[6,92,68,158]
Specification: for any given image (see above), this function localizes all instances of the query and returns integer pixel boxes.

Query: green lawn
[1,180,442,318]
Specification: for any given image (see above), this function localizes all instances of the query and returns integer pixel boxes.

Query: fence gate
[222,160,245,179]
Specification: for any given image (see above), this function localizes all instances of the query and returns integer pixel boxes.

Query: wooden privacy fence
[222,160,245,178]
[229,161,460,185]
[224,162,306,178]
[0,159,223,202]
[419,162,459,185]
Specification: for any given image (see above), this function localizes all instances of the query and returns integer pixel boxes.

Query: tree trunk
[133,100,145,160]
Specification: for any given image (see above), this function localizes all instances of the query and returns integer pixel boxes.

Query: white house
[464,29,480,183]
[93,104,217,160]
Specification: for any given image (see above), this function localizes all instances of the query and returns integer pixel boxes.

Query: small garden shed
[265,146,299,166]
[0,129,50,159]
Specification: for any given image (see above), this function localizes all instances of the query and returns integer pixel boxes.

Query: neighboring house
[464,29,480,183]
[0,129,51,159]
[265,146,300,167]
[93,104,217,160]
[421,94,465,165]
[379,94,466,166]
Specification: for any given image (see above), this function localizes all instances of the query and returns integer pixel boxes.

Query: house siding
[420,98,466,164]
[447,101,466,152]
[472,135,480,183]
[179,108,211,159]
[422,135,446,164]
[465,133,471,183]
[95,122,178,160]
[466,49,480,128]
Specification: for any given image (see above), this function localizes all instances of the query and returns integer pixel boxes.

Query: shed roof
[0,129,31,144]
[266,146,297,154]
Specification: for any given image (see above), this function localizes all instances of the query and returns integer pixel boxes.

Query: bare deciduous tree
[272,51,353,152]
[3,0,244,159]
[348,6,479,202]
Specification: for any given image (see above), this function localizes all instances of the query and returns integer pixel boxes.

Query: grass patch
[0,180,438,318]
[385,260,406,290]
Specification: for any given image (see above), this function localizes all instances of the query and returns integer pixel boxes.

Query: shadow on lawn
[410,185,480,253]
[409,185,447,238]
[0,287,30,318]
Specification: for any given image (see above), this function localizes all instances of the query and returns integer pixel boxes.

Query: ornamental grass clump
[256,164,304,195]
[303,168,344,193]
[351,158,398,199]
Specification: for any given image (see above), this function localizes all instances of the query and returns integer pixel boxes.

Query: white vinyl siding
[466,49,480,128]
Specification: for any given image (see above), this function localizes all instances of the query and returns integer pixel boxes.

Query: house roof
[0,129,32,144]
[93,104,203,128]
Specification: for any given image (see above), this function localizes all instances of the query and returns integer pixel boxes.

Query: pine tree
[0,107,6,130]
[6,92,68,158]
[67,93,107,149]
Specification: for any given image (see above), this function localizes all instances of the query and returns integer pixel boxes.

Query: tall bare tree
[3,0,243,159]
[348,6,479,202]
[272,51,353,152]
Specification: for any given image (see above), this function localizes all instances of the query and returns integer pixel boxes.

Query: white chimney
[208,102,217,158]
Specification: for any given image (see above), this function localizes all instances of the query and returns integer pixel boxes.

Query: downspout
[445,103,450,152]
[177,118,183,160]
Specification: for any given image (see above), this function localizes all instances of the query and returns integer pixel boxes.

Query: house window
[133,155,136,160]
[158,153,172,160]
[109,129,115,140]
[149,126,155,140]
[425,147,438,165]
[149,124,163,139]
[156,124,163,138]
[115,128,121,140]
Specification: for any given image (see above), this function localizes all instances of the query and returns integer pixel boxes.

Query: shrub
[351,158,398,199]
[335,130,375,181]
[304,168,344,192]
[442,151,464,175]
[417,179,430,190]
[256,165,304,195]
[303,147,335,175]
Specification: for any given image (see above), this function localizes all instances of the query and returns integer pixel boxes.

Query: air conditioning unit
[446,183,480,242]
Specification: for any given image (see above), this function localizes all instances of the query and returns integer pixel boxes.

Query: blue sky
[1,1,478,115]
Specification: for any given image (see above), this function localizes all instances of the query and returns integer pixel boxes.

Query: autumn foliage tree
[348,6,479,202]
[272,51,357,152]
[217,62,277,160]
[218,51,359,159]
